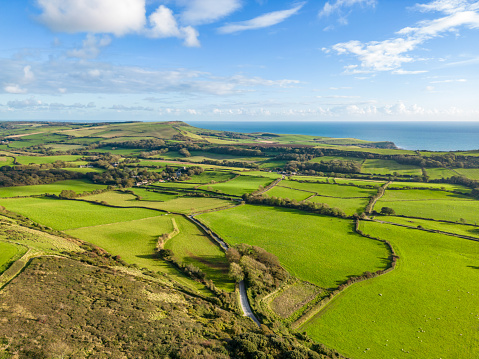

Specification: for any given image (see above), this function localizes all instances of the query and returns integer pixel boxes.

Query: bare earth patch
[270,281,321,318]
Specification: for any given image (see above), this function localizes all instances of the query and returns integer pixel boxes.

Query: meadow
[310,196,370,216]
[388,181,471,192]
[0,179,107,198]
[376,189,479,223]
[424,167,458,180]
[198,175,274,196]
[283,181,377,198]
[378,216,479,239]
[454,168,479,180]
[198,205,390,289]
[0,242,24,274]
[0,197,160,230]
[361,159,422,176]
[265,186,313,201]
[14,155,83,165]
[302,221,479,359]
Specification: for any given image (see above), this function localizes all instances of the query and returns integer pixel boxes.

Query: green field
[454,168,479,180]
[361,159,422,176]
[0,242,24,274]
[303,221,479,359]
[198,175,274,196]
[184,170,236,184]
[389,181,471,193]
[14,155,83,165]
[130,188,180,201]
[265,186,313,201]
[164,216,234,291]
[310,196,369,216]
[425,167,457,180]
[84,190,233,214]
[376,189,478,223]
[333,178,385,188]
[310,156,363,163]
[198,205,390,288]
[0,197,160,230]
[378,216,479,239]
[0,179,107,198]
[283,181,377,198]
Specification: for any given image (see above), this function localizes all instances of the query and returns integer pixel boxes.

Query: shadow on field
[467,265,479,270]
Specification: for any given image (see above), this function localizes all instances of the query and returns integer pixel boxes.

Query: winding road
[187,214,261,326]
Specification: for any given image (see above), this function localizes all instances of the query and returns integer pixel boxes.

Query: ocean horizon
[189,121,479,152]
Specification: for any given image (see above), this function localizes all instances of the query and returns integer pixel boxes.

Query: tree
[380,207,395,215]
[59,189,77,199]
[229,262,244,282]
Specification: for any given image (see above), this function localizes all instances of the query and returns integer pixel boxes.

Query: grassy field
[333,178,385,188]
[130,188,180,201]
[310,156,363,163]
[424,167,458,180]
[303,221,479,359]
[271,282,321,318]
[361,159,422,176]
[283,181,377,198]
[377,216,479,238]
[454,168,479,180]
[389,181,471,193]
[0,179,107,198]
[164,216,235,292]
[376,189,478,223]
[265,186,313,201]
[66,215,221,295]
[0,197,161,230]
[310,196,370,216]
[198,175,274,196]
[14,155,83,165]
[198,205,390,288]
[83,190,233,214]
[183,170,236,184]
[0,242,24,274]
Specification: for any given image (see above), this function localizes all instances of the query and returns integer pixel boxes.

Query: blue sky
[1,0,479,122]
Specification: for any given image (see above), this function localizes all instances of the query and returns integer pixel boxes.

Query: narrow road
[239,280,261,326]
[187,214,261,326]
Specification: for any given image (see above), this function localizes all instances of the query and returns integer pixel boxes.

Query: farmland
[0,179,107,198]
[198,205,390,288]
[302,221,479,359]
[0,120,478,358]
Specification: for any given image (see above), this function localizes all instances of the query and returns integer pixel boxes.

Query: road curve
[239,280,261,327]
[187,214,261,326]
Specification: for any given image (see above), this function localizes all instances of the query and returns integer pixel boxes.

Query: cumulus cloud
[177,0,242,25]
[327,0,479,73]
[218,3,305,34]
[110,104,154,111]
[67,34,112,59]
[7,98,42,109]
[36,0,146,35]
[147,6,200,47]
[4,84,27,94]
[319,0,376,25]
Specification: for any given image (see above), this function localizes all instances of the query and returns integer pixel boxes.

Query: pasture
[376,189,479,223]
[0,179,107,198]
[14,155,83,165]
[309,196,369,216]
[454,168,479,180]
[302,221,479,359]
[361,159,422,176]
[0,242,24,274]
[424,167,457,180]
[0,197,160,230]
[164,216,235,292]
[388,181,471,193]
[378,216,479,238]
[283,181,376,198]
[183,170,236,184]
[265,186,313,201]
[198,205,390,288]
[198,175,274,196]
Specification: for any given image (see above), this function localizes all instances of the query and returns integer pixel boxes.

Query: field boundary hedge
[155,218,180,251]
[292,219,398,329]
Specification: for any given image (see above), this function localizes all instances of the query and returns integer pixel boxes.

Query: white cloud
[67,34,112,59]
[147,6,200,47]
[319,0,376,24]
[328,0,479,73]
[218,3,305,34]
[177,0,242,25]
[430,78,467,83]
[23,66,35,81]
[36,0,147,35]
[7,98,42,108]
[4,85,27,94]
[110,104,153,111]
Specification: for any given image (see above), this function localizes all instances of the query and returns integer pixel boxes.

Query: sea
[190,121,479,152]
